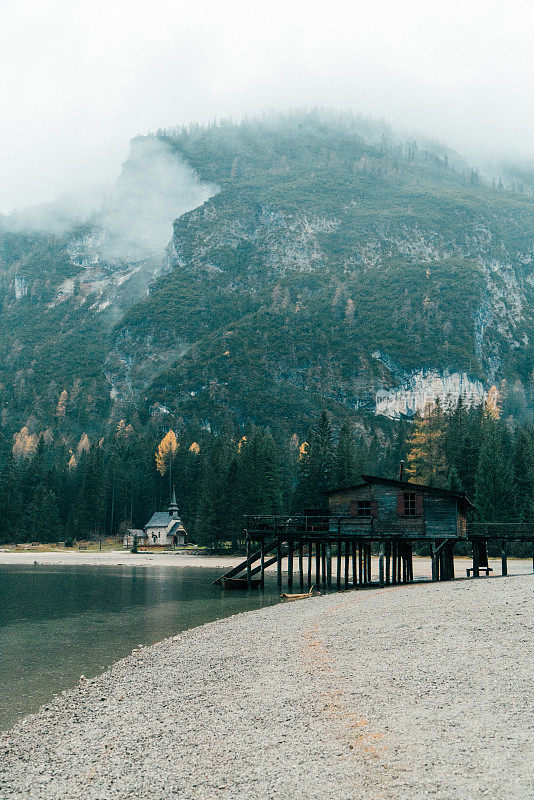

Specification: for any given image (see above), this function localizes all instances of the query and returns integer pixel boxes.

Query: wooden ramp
[214,539,281,586]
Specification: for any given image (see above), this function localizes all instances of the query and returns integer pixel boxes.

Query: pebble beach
[1,574,532,799]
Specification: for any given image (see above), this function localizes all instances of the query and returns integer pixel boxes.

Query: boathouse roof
[326,475,474,507]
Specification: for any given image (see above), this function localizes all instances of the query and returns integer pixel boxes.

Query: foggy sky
[1,0,533,212]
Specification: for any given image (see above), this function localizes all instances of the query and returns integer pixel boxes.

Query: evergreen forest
[0,401,531,555]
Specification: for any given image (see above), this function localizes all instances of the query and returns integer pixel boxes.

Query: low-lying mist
[2,137,218,262]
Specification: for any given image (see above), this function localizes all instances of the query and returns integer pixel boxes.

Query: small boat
[220,577,261,590]
[281,586,318,600]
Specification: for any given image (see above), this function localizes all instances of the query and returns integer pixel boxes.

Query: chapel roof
[145,511,176,528]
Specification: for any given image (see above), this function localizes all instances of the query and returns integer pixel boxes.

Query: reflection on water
[0,564,280,731]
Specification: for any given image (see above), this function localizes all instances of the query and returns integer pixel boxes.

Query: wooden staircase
[214,539,293,587]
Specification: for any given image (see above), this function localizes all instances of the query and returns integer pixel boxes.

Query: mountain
[1,112,532,441]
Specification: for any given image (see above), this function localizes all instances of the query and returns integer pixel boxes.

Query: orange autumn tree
[405,402,448,486]
[56,390,68,418]
[155,430,179,494]
[12,427,39,460]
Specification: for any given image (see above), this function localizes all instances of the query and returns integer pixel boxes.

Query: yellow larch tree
[405,403,448,486]
[485,385,501,420]
[76,433,90,456]
[12,427,39,460]
[56,390,68,418]
[116,420,134,438]
[298,441,309,461]
[155,430,179,494]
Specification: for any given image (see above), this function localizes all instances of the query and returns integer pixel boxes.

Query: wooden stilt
[431,541,438,582]
[277,539,282,591]
[501,540,507,576]
[358,542,363,585]
[326,542,332,590]
[307,541,313,589]
[246,536,252,589]
[379,542,385,587]
[472,539,480,578]
[316,540,321,588]
[287,540,293,592]
[260,538,265,590]
[407,543,413,582]
[367,544,372,584]
[385,541,391,585]
[352,541,357,588]
[396,543,401,583]
[336,539,341,591]
[298,540,304,592]
[440,546,446,582]
[321,543,327,591]
[344,540,349,589]
[391,542,397,585]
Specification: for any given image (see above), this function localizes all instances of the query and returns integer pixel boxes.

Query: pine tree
[28,484,61,543]
[447,466,462,491]
[512,426,534,521]
[195,435,233,548]
[474,416,516,521]
[238,429,283,516]
[334,420,357,487]
[297,410,334,509]
[443,399,482,496]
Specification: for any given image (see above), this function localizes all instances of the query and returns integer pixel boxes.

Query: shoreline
[0,548,531,580]
[0,549,244,568]
[1,574,532,799]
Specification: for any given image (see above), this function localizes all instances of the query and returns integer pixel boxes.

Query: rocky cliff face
[375,371,486,418]
[1,115,532,435]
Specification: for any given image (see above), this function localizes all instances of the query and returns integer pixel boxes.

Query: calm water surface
[0,564,280,731]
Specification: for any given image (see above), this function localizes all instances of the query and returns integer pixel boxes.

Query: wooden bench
[466,566,493,577]
[78,545,87,550]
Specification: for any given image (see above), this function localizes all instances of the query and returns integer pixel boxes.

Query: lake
[0,564,280,731]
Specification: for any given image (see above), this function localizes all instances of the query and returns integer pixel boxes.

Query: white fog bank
[3,137,218,263]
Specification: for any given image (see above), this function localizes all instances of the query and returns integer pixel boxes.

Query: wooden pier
[215,517,534,591]
[215,475,534,591]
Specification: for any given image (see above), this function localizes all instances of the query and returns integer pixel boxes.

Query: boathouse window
[357,500,372,518]
[405,493,417,516]
[397,492,423,516]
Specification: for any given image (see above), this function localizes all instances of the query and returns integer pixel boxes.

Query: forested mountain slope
[113,114,533,430]
[1,113,532,442]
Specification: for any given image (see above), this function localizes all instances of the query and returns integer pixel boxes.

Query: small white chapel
[123,490,187,548]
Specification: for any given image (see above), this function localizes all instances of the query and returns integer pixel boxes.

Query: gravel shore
[1,575,532,799]
[0,550,242,568]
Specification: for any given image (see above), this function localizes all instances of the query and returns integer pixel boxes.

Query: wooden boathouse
[216,473,534,591]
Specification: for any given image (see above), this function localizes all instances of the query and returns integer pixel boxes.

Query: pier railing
[467,522,534,540]
[244,515,423,538]
[244,516,534,541]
